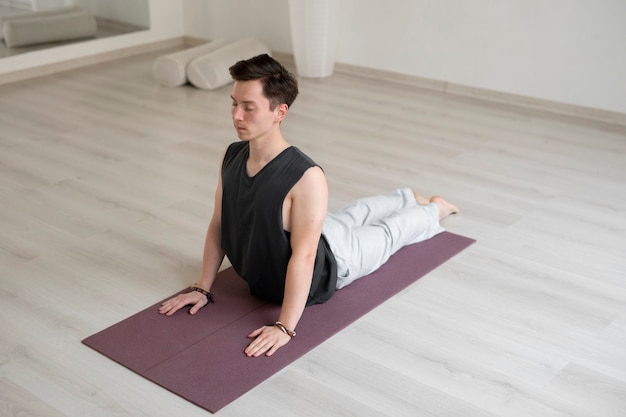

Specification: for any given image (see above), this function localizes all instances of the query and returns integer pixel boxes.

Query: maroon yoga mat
[83,231,475,413]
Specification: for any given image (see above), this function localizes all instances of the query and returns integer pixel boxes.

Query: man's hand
[245,325,292,357]
[158,292,207,316]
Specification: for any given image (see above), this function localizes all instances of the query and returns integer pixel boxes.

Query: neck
[247,134,290,165]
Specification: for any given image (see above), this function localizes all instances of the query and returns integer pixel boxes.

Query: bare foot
[412,190,431,206]
[430,196,459,220]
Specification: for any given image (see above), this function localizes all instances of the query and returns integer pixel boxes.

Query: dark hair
[229,54,299,110]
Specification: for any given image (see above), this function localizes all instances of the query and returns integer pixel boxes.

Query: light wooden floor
[1,49,625,417]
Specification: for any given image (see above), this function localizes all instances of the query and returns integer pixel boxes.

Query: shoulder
[288,147,318,168]
[292,165,327,200]
[226,141,248,156]
[222,141,248,166]
[284,147,326,191]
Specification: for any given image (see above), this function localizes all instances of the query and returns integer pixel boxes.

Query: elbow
[292,250,318,270]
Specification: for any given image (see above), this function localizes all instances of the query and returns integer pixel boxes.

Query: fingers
[244,326,291,357]
[265,343,281,357]
[158,292,206,316]
[247,327,263,338]
[189,299,206,315]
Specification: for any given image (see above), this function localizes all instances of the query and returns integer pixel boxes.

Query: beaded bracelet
[190,284,214,305]
[274,321,296,338]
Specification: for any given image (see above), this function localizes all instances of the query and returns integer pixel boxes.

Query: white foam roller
[186,38,271,91]
[3,10,97,48]
[152,39,233,87]
[0,5,81,42]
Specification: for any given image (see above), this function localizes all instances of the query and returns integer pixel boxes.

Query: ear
[274,103,288,122]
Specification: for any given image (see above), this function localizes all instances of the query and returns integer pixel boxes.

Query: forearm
[197,221,225,291]
[278,255,315,331]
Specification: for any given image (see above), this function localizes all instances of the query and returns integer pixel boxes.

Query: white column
[288,0,340,78]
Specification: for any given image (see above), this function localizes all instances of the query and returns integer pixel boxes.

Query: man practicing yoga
[158,54,458,357]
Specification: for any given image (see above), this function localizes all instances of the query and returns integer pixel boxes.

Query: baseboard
[0,37,185,86]
[334,62,626,129]
[183,36,211,47]
[334,62,448,93]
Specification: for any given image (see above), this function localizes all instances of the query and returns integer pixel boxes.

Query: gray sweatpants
[323,188,444,289]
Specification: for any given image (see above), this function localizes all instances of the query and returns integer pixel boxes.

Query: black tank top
[221,141,337,305]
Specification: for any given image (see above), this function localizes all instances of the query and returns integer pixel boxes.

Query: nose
[232,105,243,121]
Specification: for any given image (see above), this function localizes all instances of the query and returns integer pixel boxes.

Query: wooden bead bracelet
[190,284,214,305]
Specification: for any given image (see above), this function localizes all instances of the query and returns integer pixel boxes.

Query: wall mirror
[0,0,150,58]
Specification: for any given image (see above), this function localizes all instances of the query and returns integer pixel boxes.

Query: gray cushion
[186,38,271,90]
[0,5,81,42]
[152,39,233,87]
[3,10,97,48]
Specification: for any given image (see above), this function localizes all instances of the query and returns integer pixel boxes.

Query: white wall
[2,0,624,115]
[338,0,626,115]
[0,0,183,75]
[184,0,290,49]
[185,0,626,115]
